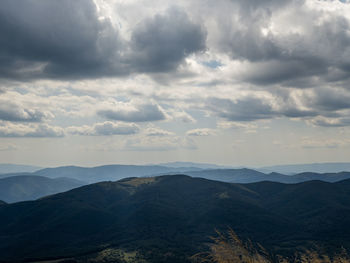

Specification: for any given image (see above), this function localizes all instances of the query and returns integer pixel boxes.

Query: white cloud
[0,123,64,137]
[67,122,139,136]
[186,128,215,136]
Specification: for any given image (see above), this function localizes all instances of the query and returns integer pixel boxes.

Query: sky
[1,0,350,167]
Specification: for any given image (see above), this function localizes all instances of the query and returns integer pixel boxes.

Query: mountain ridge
[1,175,350,262]
[0,175,86,203]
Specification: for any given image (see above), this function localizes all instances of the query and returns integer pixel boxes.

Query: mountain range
[0,175,86,203]
[4,165,350,185]
[1,175,350,262]
[185,169,350,183]
[259,162,350,174]
[3,165,350,203]
[34,165,201,183]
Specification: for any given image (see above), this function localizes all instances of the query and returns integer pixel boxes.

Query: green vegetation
[1,175,350,262]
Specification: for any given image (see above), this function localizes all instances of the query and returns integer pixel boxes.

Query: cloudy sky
[1,0,350,167]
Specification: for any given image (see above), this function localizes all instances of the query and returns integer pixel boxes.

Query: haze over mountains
[259,162,350,175]
[3,163,350,203]
[1,175,350,262]
[0,176,85,203]
[0,164,42,174]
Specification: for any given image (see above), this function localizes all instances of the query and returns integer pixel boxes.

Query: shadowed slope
[1,176,350,262]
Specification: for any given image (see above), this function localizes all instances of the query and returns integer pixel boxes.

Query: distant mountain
[0,175,86,203]
[0,164,42,174]
[260,162,350,174]
[158,161,233,169]
[185,169,350,184]
[35,164,201,183]
[172,168,350,184]
[0,200,6,205]
[2,164,350,188]
[1,175,350,262]
[185,168,272,183]
[8,165,350,185]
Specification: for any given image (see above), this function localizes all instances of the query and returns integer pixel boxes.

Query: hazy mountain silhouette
[0,164,41,174]
[260,162,350,174]
[182,169,350,184]
[0,175,86,203]
[30,165,350,184]
[34,165,201,183]
[1,175,350,262]
[157,161,233,169]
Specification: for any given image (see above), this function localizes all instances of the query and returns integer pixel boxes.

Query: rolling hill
[29,165,350,184]
[34,165,202,183]
[1,175,350,262]
[185,169,350,183]
[0,175,86,203]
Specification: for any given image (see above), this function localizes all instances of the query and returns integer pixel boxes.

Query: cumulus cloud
[144,126,174,136]
[0,0,124,80]
[186,128,215,136]
[0,101,48,122]
[206,95,317,122]
[98,103,166,122]
[308,116,350,128]
[0,2,206,80]
[67,121,139,136]
[0,123,64,137]
[129,7,206,73]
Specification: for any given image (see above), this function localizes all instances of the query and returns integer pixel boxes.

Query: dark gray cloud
[216,0,290,62]
[0,0,124,80]
[129,7,206,73]
[207,97,275,122]
[307,88,350,112]
[207,97,317,122]
[0,102,47,122]
[98,103,166,122]
[213,0,350,86]
[310,117,350,128]
[0,3,206,80]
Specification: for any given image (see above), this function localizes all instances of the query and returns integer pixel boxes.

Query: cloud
[0,101,48,122]
[308,116,350,128]
[206,97,275,122]
[186,128,215,136]
[98,103,166,122]
[144,126,174,137]
[129,7,206,73]
[0,3,206,80]
[0,123,64,137]
[170,111,196,123]
[206,95,317,122]
[209,0,350,86]
[67,122,139,136]
[306,87,350,112]
[0,0,125,80]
